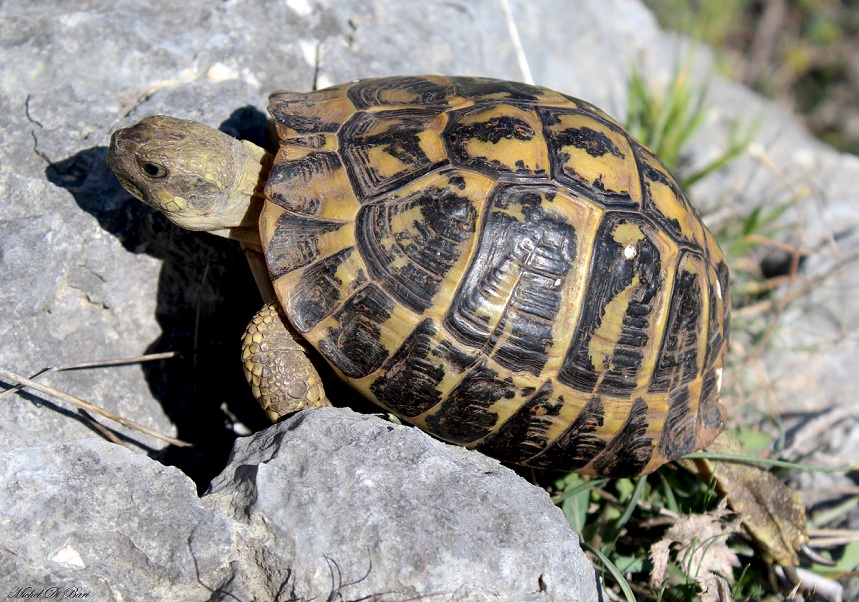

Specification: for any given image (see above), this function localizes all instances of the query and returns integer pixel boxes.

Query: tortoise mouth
[112,172,149,206]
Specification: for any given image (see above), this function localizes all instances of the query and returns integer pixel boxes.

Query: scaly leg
[241,301,331,422]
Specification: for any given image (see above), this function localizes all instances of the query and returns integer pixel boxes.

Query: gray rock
[206,408,600,602]
[0,438,235,601]
[0,411,600,602]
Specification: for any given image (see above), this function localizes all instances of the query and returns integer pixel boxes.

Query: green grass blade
[582,542,637,602]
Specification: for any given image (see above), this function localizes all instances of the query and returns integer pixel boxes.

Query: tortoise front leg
[241,301,332,422]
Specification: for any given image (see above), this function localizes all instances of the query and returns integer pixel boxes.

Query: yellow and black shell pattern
[260,75,730,478]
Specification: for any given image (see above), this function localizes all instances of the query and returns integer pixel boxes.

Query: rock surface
[0,438,235,600]
[209,408,600,601]
[1,0,857,599]
[0,409,601,601]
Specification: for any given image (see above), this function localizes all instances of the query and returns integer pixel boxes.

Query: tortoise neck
[220,140,274,245]
[238,139,274,204]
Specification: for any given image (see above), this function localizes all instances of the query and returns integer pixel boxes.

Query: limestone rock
[0,439,235,600]
[206,408,601,602]
[0,412,601,602]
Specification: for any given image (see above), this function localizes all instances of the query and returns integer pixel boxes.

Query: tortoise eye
[139,161,167,178]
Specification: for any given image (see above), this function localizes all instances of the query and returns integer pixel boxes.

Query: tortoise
[107,75,811,572]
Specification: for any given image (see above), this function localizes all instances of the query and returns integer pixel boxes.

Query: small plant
[713,199,794,311]
[625,63,758,189]
[625,64,707,176]
[643,0,859,154]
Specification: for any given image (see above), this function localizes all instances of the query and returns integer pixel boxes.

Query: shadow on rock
[46,107,274,491]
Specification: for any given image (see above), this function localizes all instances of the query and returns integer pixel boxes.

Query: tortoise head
[108,115,271,241]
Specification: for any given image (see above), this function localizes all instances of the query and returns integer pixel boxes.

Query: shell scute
[556,213,673,399]
[314,283,397,379]
[269,84,357,139]
[368,317,479,418]
[420,360,526,445]
[264,208,352,280]
[648,252,708,394]
[657,384,702,462]
[266,150,359,218]
[444,104,549,178]
[591,396,654,477]
[473,380,560,463]
[523,393,607,470]
[638,146,708,249]
[341,109,449,199]
[355,169,480,314]
[541,107,642,207]
[280,246,363,334]
[347,75,455,110]
[443,183,579,377]
[449,76,554,106]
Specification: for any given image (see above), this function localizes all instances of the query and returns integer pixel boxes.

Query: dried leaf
[650,499,742,593]
[699,573,733,602]
[651,538,672,588]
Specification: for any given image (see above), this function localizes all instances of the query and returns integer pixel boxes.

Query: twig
[0,351,178,400]
[0,367,191,448]
[500,0,533,85]
[76,408,124,445]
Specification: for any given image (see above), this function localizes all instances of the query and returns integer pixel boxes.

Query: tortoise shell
[259,75,730,478]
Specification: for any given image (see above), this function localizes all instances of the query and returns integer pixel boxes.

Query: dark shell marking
[262,76,729,476]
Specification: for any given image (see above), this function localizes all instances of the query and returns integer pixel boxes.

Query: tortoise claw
[799,544,836,567]
[781,564,801,587]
